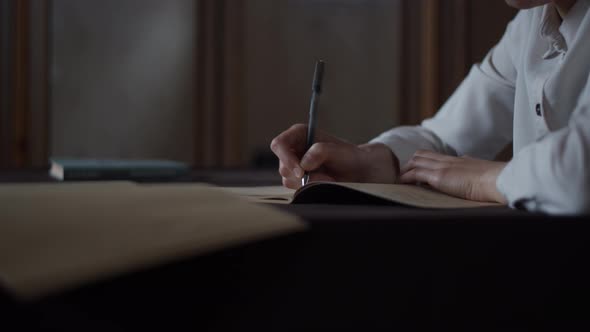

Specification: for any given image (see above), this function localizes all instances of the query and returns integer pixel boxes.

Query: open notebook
[222,182,501,209]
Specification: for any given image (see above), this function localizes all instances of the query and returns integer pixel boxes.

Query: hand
[399,150,508,204]
[270,124,399,189]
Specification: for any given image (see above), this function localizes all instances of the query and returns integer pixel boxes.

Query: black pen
[302,60,325,187]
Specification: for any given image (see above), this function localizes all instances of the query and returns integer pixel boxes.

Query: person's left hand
[399,150,508,204]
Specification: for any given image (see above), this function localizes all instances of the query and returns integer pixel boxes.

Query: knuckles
[302,143,329,165]
[270,123,307,152]
[278,164,290,177]
[430,169,446,185]
[269,137,282,152]
[309,142,327,155]
[290,123,307,132]
[282,177,298,190]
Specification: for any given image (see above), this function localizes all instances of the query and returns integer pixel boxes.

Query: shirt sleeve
[421,18,518,160]
[496,76,590,215]
[371,11,524,168]
[369,126,458,169]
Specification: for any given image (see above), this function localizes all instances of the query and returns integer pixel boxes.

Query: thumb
[300,142,351,172]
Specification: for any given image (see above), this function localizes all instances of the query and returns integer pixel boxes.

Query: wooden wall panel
[196,0,245,167]
[1,0,32,168]
[221,0,245,167]
[402,0,516,123]
[420,0,440,122]
[195,0,223,167]
[399,0,424,125]
[439,0,470,106]
[13,0,30,168]
[0,1,11,167]
[28,0,51,167]
[0,0,50,169]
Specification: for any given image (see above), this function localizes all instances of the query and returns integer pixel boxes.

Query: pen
[302,60,325,187]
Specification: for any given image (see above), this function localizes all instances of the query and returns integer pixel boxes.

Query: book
[221,182,501,209]
[0,182,305,300]
[49,158,190,181]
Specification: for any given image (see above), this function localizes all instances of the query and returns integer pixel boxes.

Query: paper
[0,182,305,300]
[325,182,501,209]
[220,186,295,204]
[220,182,501,209]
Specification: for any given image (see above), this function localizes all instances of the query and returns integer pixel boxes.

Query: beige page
[327,182,501,209]
[220,182,501,209]
[0,182,305,301]
[221,186,295,204]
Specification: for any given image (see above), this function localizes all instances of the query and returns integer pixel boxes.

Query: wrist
[484,162,508,204]
[358,143,399,184]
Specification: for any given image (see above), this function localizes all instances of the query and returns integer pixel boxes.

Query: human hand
[270,124,399,189]
[399,150,508,203]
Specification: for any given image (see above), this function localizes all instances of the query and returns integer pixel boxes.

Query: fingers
[300,142,354,172]
[400,150,506,202]
[399,168,442,187]
[278,162,293,178]
[412,149,456,161]
[270,124,308,177]
[400,155,451,174]
[282,172,336,190]
[398,168,416,184]
[272,124,356,189]
[401,149,460,173]
[271,124,350,177]
[279,160,299,189]
[400,150,456,186]
[282,176,301,190]
[279,160,300,189]
[280,141,343,189]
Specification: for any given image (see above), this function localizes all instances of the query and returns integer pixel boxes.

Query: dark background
[0,0,516,169]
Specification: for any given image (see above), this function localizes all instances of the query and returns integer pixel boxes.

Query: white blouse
[371,1,590,214]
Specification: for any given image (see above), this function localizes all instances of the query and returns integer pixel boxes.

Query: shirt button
[535,103,542,117]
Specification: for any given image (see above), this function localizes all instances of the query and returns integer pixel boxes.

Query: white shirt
[370,1,590,214]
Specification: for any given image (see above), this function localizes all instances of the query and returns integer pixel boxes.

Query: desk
[1,169,589,331]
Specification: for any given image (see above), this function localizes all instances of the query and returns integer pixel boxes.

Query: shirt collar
[540,3,567,59]
[540,0,590,59]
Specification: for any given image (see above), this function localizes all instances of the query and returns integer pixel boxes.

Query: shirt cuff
[496,157,540,211]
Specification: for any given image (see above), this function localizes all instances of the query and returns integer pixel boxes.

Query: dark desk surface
[1,169,589,331]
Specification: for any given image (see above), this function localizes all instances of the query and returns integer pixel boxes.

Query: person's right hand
[270,124,400,189]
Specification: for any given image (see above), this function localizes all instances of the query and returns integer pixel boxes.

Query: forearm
[369,125,458,168]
